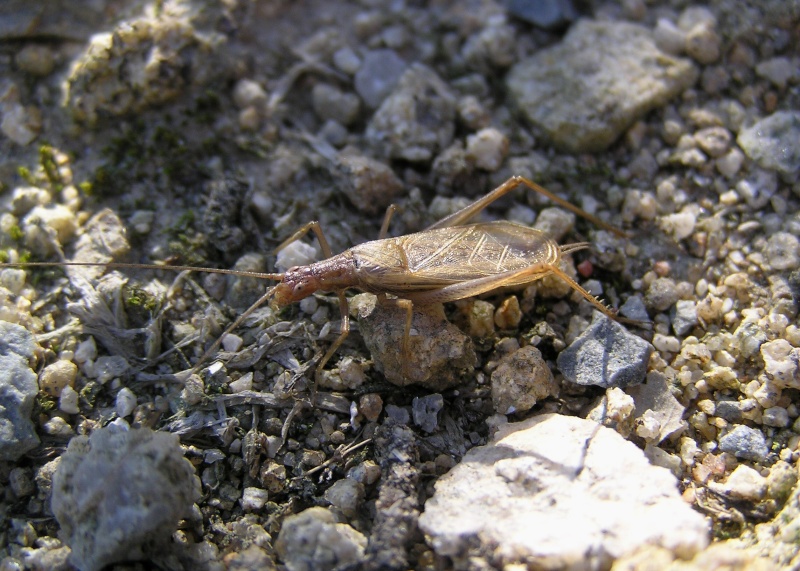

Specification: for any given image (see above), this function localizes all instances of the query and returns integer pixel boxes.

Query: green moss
[8,224,23,241]
[39,145,62,188]
[36,394,58,413]
[78,181,93,195]
[0,250,8,263]
[123,284,159,313]
[17,165,36,185]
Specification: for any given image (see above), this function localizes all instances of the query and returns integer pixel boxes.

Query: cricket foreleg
[276,220,334,258]
[313,291,350,400]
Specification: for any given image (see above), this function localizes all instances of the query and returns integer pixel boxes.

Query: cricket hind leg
[427,175,627,238]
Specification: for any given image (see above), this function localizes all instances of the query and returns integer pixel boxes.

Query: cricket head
[272,266,320,305]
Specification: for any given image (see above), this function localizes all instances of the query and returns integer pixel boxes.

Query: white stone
[716,465,766,501]
[59,386,81,415]
[241,487,270,511]
[115,387,137,418]
[419,414,709,566]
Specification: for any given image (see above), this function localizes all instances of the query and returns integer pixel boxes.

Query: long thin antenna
[2,261,285,281]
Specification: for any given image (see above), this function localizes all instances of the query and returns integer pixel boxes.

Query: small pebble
[652,334,680,353]
[694,126,731,157]
[333,47,362,75]
[533,207,575,242]
[232,79,267,109]
[59,386,80,415]
[241,487,270,511]
[312,83,361,126]
[719,465,767,500]
[39,360,78,397]
[354,49,407,108]
[115,387,137,418]
[715,148,744,179]
[358,393,383,422]
[755,57,796,89]
[324,478,365,518]
[685,24,721,65]
[762,406,790,428]
[764,232,800,272]
[644,278,679,313]
[221,333,244,353]
[465,127,508,171]
[718,425,769,462]
[229,373,253,393]
[653,18,686,55]
[43,416,74,437]
[412,394,444,433]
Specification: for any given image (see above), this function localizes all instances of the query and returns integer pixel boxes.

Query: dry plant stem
[3,176,633,391]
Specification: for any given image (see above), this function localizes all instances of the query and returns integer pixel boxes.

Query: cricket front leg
[313,291,350,402]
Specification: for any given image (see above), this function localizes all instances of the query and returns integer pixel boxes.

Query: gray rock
[718,425,769,462]
[354,49,407,108]
[70,209,131,281]
[506,20,697,153]
[333,154,404,216]
[505,0,578,30]
[619,295,650,321]
[0,321,40,461]
[491,345,558,415]
[764,232,800,272]
[352,294,476,390]
[626,371,686,444]
[557,312,653,388]
[737,111,800,176]
[51,425,201,571]
[412,394,444,433]
[366,64,457,163]
[275,507,366,571]
[644,277,680,313]
[714,399,744,423]
[671,299,698,336]
[419,414,709,568]
[64,7,232,124]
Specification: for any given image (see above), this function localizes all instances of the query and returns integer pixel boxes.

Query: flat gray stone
[419,414,709,568]
[507,20,697,153]
[0,321,40,461]
[719,425,769,462]
[737,111,800,176]
[557,311,653,388]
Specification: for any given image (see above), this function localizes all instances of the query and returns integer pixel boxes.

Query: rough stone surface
[352,294,476,390]
[627,371,686,444]
[333,154,404,216]
[737,111,800,176]
[557,312,654,388]
[0,320,40,461]
[419,414,709,569]
[64,7,230,124]
[507,20,697,153]
[275,507,367,571]
[719,425,770,462]
[491,345,558,415]
[366,64,456,162]
[51,425,201,571]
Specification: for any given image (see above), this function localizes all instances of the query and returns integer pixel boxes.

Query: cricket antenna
[1,260,285,281]
[182,284,282,381]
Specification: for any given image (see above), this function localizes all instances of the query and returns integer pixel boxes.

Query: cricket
[5,175,633,389]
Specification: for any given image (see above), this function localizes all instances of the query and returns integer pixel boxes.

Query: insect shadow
[7,176,640,394]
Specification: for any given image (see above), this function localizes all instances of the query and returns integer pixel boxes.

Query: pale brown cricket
[5,175,633,387]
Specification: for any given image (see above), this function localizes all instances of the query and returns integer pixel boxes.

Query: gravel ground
[1,0,799,570]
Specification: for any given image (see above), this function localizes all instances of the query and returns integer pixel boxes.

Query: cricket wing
[350,221,561,294]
